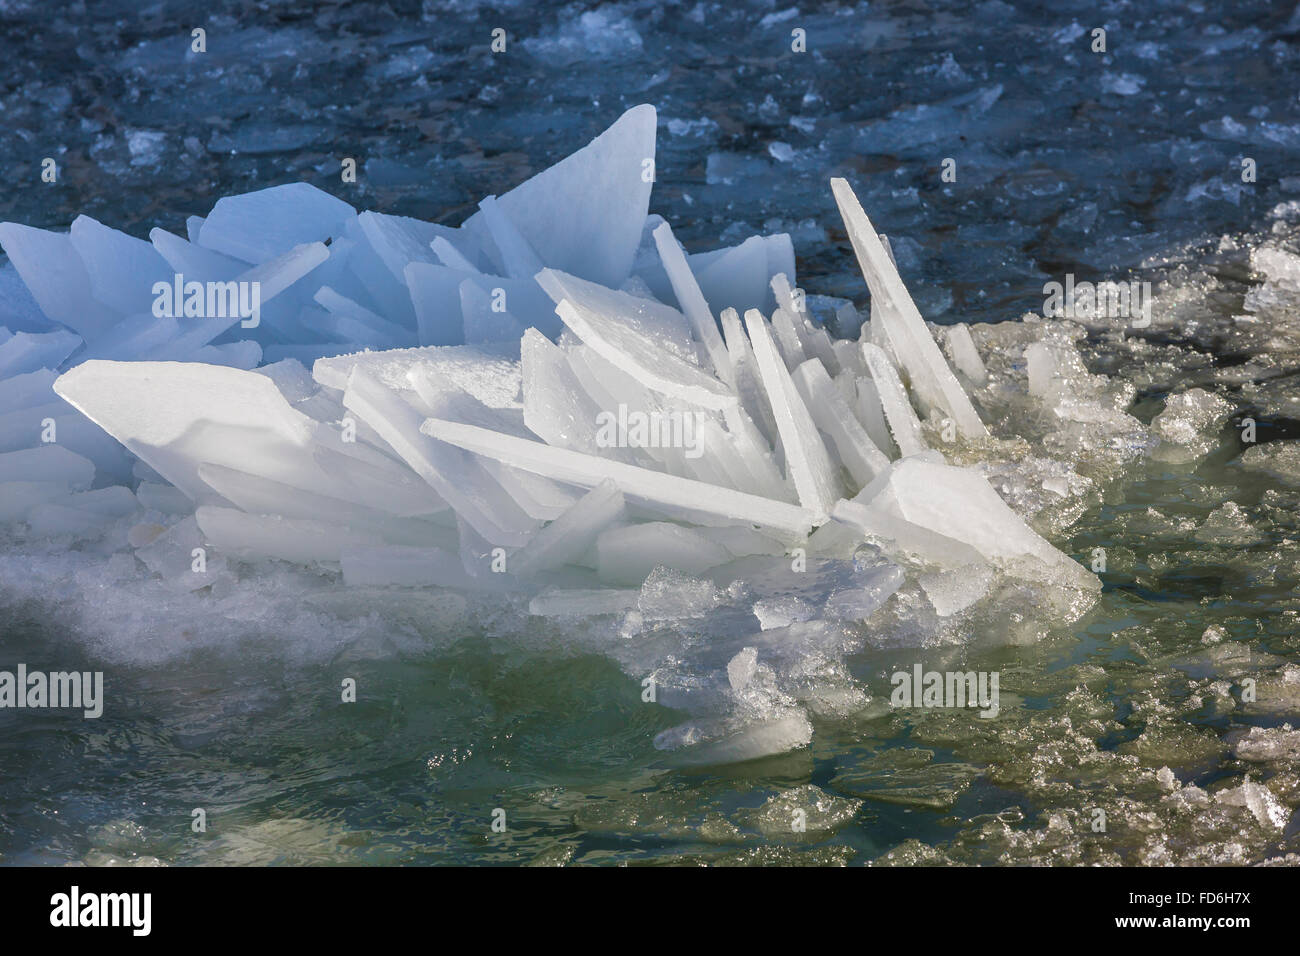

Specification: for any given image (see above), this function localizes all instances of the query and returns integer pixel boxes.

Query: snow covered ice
[2,101,1179,765]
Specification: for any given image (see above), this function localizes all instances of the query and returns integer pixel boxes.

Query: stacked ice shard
[2,104,1115,760]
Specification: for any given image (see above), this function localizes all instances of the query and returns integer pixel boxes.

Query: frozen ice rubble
[2,103,1128,764]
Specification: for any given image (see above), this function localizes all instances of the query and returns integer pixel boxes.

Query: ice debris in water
[1,103,1151,763]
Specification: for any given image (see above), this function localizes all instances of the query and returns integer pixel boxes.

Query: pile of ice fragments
[1,104,1131,760]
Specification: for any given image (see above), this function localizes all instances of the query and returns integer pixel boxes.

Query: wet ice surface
[4,0,1300,865]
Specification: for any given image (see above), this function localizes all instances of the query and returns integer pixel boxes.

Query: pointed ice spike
[773,273,840,375]
[742,308,841,519]
[719,307,780,452]
[418,417,818,537]
[860,342,928,457]
[477,195,546,280]
[853,376,896,457]
[769,308,807,369]
[944,323,988,387]
[790,358,889,488]
[652,221,733,385]
[461,104,656,289]
[830,178,987,439]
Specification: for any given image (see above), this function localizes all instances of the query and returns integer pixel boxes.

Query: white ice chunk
[54,360,314,503]
[460,104,656,289]
[476,195,545,280]
[430,236,479,272]
[0,261,50,333]
[460,280,527,347]
[58,485,137,518]
[918,564,995,616]
[831,498,986,567]
[0,223,116,343]
[315,286,416,348]
[0,445,95,489]
[692,235,771,316]
[69,215,171,316]
[134,515,228,591]
[770,308,807,369]
[512,480,626,576]
[313,344,521,409]
[690,234,795,318]
[520,329,605,453]
[854,458,1099,589]
[654,712,812,764]
[831,178,986,438]
[538,268,735,411]
[27,493,130,537]
[0,481,73,522]
[595,521,732,584]
[419,416,818,536]
[199,183,356,264]
[944,323,988,387]
[405,261,559,345]
[136,481,193,515]
[152,242,329,359]
[0,354,52,410]
[753,597,818,630]
[341,545,474,588]
[861,342,927,457]
[720,307,780,449]
[743,308,841,518]
[404,369,581,521]
[652,221,732,384]
[150,226,247,279]
[790,358,889,488]
[195,462,454,549]
[196,505,382,564]
[825,564,906,621]
[54,359,426,516]
[355,210,452,281]
[853,376,896,456]
[0,329,82,378]
[342,367,540,545]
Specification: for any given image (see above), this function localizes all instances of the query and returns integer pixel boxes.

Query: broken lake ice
[0,102,1159,764]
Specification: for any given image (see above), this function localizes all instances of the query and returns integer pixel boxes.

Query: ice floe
[0,102,1194,764]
